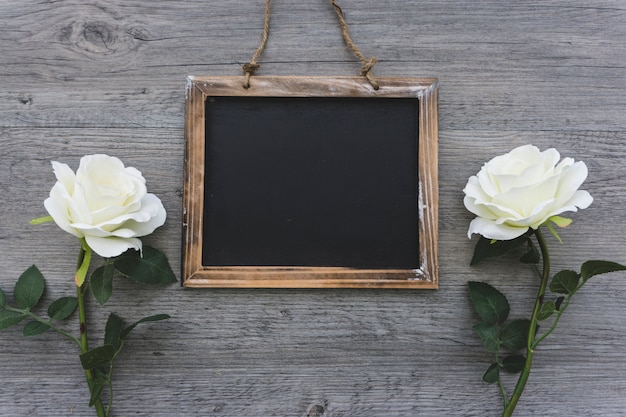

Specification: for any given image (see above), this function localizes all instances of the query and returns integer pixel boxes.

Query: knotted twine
[242,0,379,90]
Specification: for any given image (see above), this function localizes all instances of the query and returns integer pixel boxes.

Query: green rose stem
[75,240,107,417]
[501,228,550,417]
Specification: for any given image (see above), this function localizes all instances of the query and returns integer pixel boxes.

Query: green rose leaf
[537,301,556,321]
[113,246,177,285]
[482,362,500,384]
[120,314,171,339]
[468,281,510,325]
[0,288,7,308]
[91,263,114,306]
[47,297,78,321]
[470,235,527,266]
[0,310,26,330]
[518,241,540,264]
[555,296,565,311]
[14,265,45,310]
[89,371,108,407]
[580,260,626,283]
[22,320,51,336]
[472,322,500,353]
[104,313,124,351]
[80,345,116,370]
[501,354,526,374]
[500,319,530,351]
[549,270,580,295]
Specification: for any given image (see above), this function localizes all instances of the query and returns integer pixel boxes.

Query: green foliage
[89,370,108,407]
[555,296,565,311]
[469,232,626,408]
[121,314,171,339]
[0,309,26,330]
[91,263,114,305]
[75,310,171,412]
[546,221,563,244]
[103,313,170,358]
[581,260,626,282]
[90,247,176,307]
[23,320,51,336]
[500,320,530,351]
[470,235,526,265]
[9,211,177,416]
[0,255,174,413]
[84,312,170,408]
[468,281,529,387]
[113,246,177,285]
[537,301,556,321]
[48,297,78,321]
[468,281,510,325]
[470,233,539,266]
[473,322,500,353]
[468,211,626,416]
[549,270,580,295]
[518,242,540,264]
[483,363,500,384]
[80,345,116,370]
[13,265,45,310]
[501,354,526,374]
[104,313,124,351]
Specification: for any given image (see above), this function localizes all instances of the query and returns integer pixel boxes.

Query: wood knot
[60,19,150,56]
[83,21,115,50]
[306,403,327,417]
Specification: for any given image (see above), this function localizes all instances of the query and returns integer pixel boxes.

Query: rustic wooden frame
[183,76,438,288]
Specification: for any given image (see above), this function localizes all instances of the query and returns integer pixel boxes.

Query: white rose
[463,144,593,240]
[44,154,167,258]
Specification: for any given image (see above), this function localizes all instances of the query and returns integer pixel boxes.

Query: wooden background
[1,1,625,416]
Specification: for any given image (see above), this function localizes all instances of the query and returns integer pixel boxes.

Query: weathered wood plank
[1,1,625,130]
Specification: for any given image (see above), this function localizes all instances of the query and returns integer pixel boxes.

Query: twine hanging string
[329,0,379,90]
[242,0,379,90]
[242,0,271,89]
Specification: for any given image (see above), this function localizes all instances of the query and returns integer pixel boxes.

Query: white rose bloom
[44,154,167,258]
[463,144,593,240]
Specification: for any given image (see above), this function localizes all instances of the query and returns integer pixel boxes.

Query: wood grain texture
[1,0,625,416]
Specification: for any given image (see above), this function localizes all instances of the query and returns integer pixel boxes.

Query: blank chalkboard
[183,76,438,288]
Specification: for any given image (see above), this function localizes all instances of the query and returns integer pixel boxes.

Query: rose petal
[540,148,561,171]
[463,145,592,242]
[539,190,594,222]
[492,172,560,219]
[85,235,142,258]
[51,161,76,192]
[70,223,118,237]
[463,176,489,200]
[44,192,82,238]
[92,205,155,230]
[45,155,166,253]
[118,194,167,237]
[463,195,498,219]
[90,204,135,227]
[468,217,529,240]
[554,161,589,203]
[473,200,523,221]
[477,169,500,197]
[567,189,593,210]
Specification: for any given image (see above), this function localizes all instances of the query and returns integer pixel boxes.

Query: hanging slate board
[183,76,438,288]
